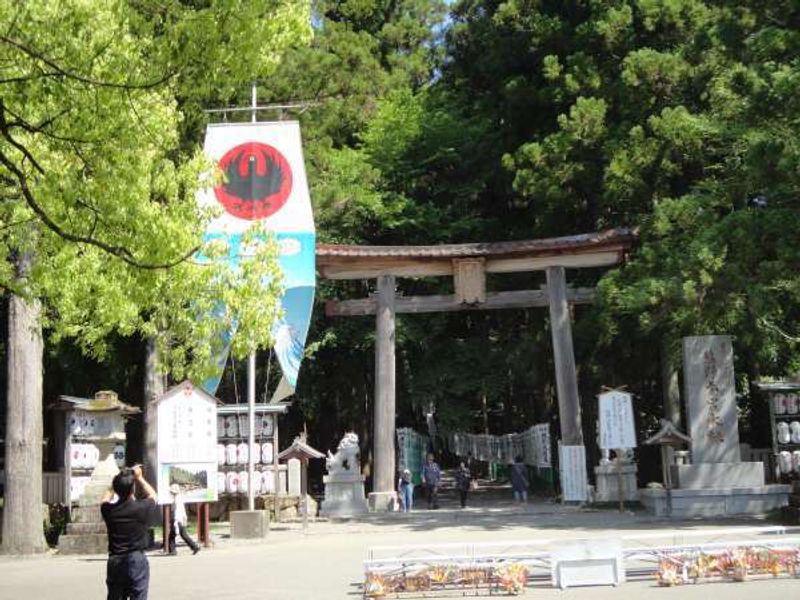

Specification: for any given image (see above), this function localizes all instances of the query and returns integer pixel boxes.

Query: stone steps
[71,505,102,523]
[57,533,107,555]
[66,521,107,535]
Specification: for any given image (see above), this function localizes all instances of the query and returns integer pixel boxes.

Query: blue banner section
[198,230,316,396]
[272,286,315,388]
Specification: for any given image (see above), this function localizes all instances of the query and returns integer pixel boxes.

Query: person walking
[510,455,529,503]
[101,465,158,600]
[397,468,414,512]
[168,483,200,555]
[455,462,471,508]
[421,454,441,509]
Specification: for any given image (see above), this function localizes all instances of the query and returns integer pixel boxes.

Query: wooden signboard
[155,381,219,503]
[598,390,636,450]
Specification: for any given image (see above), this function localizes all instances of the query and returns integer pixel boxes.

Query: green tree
[0,0,309,554]
[438,0,800,440]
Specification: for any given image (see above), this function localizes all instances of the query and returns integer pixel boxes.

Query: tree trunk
[2,264,47,554]
[143,337,165,485]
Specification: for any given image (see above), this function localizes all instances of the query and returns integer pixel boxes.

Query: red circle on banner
[213,141,293,220]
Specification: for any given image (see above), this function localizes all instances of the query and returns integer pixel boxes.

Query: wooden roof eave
[315,228,635,281]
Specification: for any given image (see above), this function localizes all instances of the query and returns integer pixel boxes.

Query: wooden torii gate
[316,228,635,510]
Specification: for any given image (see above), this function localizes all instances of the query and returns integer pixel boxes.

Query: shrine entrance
[316,228,635,510]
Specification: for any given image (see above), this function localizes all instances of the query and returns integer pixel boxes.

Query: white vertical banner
[197,121,316,397]
[598,390,636,450]
[559,443,588,502]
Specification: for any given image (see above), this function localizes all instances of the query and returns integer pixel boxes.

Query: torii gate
[316,228,635,510]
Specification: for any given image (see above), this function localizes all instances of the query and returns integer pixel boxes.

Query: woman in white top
[168,484,200,555]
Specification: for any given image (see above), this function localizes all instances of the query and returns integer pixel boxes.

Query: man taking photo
[101,465,158,600]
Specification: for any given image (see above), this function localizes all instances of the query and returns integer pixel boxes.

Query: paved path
[1,501,799,599]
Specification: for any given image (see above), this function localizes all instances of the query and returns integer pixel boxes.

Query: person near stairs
[397,468,414,512]
[168,483,200,555]
[511,455,529,503]
[101,465,158,600]
[455,462,472,508]
[422,454,441,509]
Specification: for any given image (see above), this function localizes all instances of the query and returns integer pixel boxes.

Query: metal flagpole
[247,82,258,513]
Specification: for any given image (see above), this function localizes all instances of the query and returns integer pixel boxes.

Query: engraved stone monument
[674,336,762,488]
[640,335,790,516]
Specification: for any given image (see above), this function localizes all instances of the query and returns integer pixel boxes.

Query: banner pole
[251,82,257,123]
[246,81,257,513]
[248,351,256,511]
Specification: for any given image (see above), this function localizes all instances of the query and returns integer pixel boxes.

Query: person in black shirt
[101,465,157,600]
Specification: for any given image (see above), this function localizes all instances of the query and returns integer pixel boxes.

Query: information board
[598,390,636,450]
[559,444,588,502]
[156,381,218,504]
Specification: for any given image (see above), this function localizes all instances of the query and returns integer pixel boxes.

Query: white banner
[196,121,316,396]
[559,444,588,502]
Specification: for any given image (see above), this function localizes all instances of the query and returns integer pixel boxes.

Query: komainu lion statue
[326,432,360,474]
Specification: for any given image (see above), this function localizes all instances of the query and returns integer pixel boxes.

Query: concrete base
[671,462,765,489]
[639,485,790,517]
[320,473,368,517]
[594,463,638,502]
[57,533,108,554]
[230,510,270,539]
[367,491,396,513]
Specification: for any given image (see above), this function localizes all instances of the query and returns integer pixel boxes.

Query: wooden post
[546,266,583,446]
[196,502,210,547]
[616,449,624,513]
[162,505,172,554]
[273,416,280,521]
[301,460,308,533]
[372,275,396,505]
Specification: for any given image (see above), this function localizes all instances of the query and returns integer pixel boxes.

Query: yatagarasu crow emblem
[214,141,293,220]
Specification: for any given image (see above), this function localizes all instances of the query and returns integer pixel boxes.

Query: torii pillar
[368,274,397,511]
[546,266,583,446]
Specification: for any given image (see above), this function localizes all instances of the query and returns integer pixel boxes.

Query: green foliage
[0,1,309,380]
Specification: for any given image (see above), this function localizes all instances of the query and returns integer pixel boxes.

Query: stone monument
[640,335,790,516]
[320,432,369,517]
[55,391,140,554]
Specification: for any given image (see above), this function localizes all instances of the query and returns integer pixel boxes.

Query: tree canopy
[0,0,311,378]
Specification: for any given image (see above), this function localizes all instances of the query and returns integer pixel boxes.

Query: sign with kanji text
[598,390,636,450]
[156,381,218,504]
[559,444,588,502]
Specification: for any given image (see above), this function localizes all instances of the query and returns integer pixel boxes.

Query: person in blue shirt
[421,454,441,509]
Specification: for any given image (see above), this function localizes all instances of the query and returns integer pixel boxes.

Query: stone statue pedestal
[320,472,368,517]
[58,454,119,554]
[594,462,638,502]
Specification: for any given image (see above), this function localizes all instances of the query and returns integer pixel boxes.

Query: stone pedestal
[58,454,118,555]
[671,462,764,489]
[230,510,269,538]
[639,485,791,518]
[594,463,638,502]
[367,491,396,512]
[320,472,368,517]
